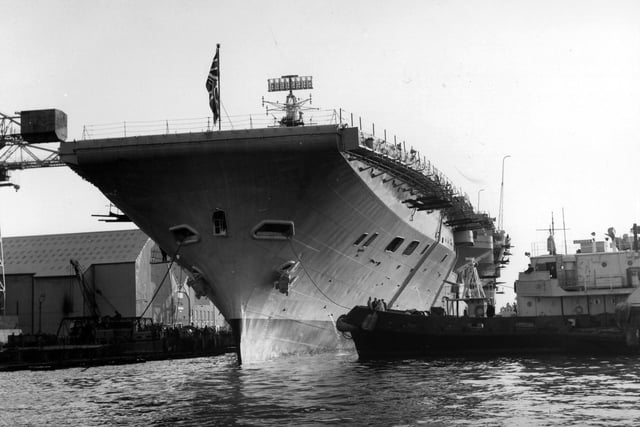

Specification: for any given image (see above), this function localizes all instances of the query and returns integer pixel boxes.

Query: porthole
[402,240,420,256]
[385,237,405,253]
[363,233,379,247]
[353,233,368,246]
[212,209,228,236]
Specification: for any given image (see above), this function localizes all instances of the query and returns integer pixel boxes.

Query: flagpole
[217,43,221,131]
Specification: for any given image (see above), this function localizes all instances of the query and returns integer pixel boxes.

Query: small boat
[336,225,640,359]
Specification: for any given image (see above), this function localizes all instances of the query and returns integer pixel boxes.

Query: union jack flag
[206,45,220,124]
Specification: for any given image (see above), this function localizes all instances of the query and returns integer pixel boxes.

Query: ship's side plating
[60,125,457,361]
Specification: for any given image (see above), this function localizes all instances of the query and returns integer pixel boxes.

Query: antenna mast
[562,207,568,255]
[262,75,315,127]
[497,155,511,230]
[535,211,570,255]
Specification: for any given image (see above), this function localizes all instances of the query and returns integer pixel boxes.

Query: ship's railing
[360,134,468,201]
[79,106,472,212]
[344,136,470,209]
[81,109,342,139]
[331,108,472,208]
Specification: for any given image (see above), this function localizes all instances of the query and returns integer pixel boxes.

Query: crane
[69,259,100,319]
[0,109,68,316]
[1,108,131,317]
[1,110,67,189]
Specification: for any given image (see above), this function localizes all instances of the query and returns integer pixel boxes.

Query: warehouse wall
[4,241,225,335]
[5,274,83,335]
[5,274,35,334]
[92,263,136,317]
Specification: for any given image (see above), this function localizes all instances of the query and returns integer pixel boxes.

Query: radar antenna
[262,75,317,127]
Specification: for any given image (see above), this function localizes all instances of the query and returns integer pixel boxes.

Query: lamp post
[0,221,5,317]
[477,189,485,212]
[498,155,511,230]
[38,293,45,334]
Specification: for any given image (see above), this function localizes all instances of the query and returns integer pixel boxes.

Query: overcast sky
[3,0,640,306]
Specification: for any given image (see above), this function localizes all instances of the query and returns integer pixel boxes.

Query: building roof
[2,229,150,277]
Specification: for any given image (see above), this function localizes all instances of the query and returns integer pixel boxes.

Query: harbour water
[1,351,640,426]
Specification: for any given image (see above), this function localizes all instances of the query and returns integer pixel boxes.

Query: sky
[3,0,640,307]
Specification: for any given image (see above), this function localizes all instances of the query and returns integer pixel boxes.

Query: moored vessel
[337,227,640,359]
[57,76,506,361]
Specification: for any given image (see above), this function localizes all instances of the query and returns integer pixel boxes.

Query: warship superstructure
[52,76,506,361]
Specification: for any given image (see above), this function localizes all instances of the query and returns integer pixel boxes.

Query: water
[2,352,640,426]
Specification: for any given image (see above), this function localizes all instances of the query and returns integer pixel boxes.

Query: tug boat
[337,226,640,359]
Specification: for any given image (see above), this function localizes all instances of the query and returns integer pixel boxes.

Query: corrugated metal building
[2,229,224,335]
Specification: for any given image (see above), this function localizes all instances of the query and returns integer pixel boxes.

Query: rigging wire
[288,240,351,310]
[140,242,183,318]
[221,102,234,130]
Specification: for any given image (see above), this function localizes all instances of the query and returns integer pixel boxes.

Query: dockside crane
[69,259,100,319]
[0,108,132,317]
[0,109,68,316]
[0,110,67,188]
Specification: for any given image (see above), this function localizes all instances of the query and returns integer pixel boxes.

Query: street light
[38,293,46,334]
[477,189,485,212]
[498,155,511,230]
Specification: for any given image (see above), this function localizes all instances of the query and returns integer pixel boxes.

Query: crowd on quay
[160,324,234,353]
[5,318,234,352]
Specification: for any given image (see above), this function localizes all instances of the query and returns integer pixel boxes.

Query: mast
[205,44,221,130]
[217,44,221,132]
[562,207,568,255]
[263,75,314,127]
[536,212,569,255]
[497,155,511,230]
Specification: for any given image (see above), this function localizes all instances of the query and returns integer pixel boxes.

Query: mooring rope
[288,240,351,310]
[140,242,183,318]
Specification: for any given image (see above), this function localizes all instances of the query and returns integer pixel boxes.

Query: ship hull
[60,125,458,361]
[337,306,639,359]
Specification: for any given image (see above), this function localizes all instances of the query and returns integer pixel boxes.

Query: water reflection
[1,353,640,426]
